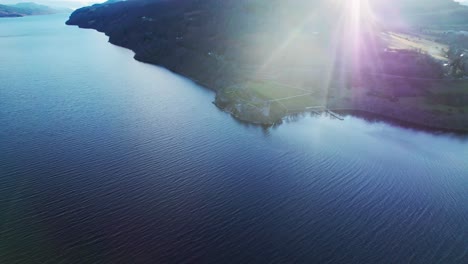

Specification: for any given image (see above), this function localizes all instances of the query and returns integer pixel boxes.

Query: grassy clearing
[280,95,326,110]
[244,80,306,100]
[382,32,449,61]
[222,79,328,115]
[244,79,328,109]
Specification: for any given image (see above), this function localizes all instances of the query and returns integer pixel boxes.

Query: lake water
[1,14,467,264]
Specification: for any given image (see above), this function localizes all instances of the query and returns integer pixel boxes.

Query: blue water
[1,14,467,264]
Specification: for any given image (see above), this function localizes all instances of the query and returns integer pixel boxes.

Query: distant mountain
[0,0,103,10]
[0,2,71,17]
[66,0,468,65]
[65,0,468,83]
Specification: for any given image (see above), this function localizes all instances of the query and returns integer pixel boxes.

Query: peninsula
[67,0,468,131]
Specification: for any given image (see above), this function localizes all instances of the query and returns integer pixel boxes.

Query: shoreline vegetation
[213,75,468,131]
[66,0,468,132]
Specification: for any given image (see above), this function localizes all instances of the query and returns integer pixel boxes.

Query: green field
[232,79,328,112]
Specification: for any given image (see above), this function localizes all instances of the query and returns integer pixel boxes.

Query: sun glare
[252,0,385,109]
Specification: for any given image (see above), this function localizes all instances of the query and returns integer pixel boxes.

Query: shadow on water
[337,110,468,139]
[262,109,468,140]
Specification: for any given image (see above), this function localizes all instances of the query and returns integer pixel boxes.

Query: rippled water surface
[1,15,467,264]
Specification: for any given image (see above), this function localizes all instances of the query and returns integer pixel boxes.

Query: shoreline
[332,109,468,134]
[67,25,468,133]
[214,97,468,133]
